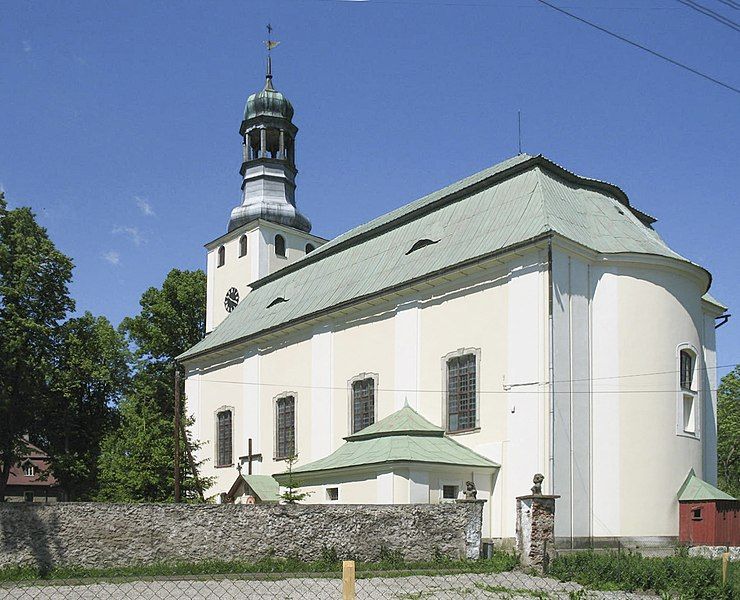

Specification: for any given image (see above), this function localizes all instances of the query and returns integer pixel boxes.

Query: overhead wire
[676,0,740,32]
[189,362,739,394]
[533,0,740,94]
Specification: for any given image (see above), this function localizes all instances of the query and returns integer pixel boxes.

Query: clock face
[224,287,240,312]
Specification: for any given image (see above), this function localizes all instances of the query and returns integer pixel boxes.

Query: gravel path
[0,572,658,599]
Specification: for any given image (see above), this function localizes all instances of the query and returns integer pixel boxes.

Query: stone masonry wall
[0,502,483,569]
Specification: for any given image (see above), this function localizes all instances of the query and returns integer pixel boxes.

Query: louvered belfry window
[216,410,232,466]
[276,396,295,459]
[352,378,375,433]
[447,353,477,432]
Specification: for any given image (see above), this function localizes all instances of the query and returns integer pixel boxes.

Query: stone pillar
[516,494,559,572]
[279,129,285,159]
[260,128,266,158]
[456,499,487,559]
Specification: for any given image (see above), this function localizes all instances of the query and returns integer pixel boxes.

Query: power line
[677,0,740,32]
[190,362,738,394]
[714,0,740,10]
[534,0,740,95]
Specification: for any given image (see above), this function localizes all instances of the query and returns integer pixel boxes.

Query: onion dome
[244,59,294,121]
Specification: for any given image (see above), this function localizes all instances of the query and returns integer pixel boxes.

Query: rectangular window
[216,410,233,467]
[24,491,34,503]
[447,353,477,432]
[680,351,694,391]
[442,485,459,500]
[276,396,296,459]
[352,377,375,433]
[326,487,339,501]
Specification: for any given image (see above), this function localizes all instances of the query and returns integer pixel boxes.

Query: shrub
[549,550,738,600]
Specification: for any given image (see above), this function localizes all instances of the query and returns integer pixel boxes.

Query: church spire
[227,27,311,233]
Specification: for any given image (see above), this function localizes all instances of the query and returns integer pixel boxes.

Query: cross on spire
[263,23,281,89]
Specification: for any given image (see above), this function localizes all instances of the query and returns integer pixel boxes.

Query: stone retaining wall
[0,502,484,569]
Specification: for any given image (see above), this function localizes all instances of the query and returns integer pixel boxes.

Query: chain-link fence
[1,545,737,600]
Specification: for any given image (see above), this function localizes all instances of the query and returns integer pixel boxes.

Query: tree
[279,454,311,504]
[717,366,740,498]
[96,269,208,501]
[42,312,130,500]
[0,193,74,500]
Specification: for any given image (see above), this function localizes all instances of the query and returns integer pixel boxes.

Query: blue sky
[1,1,738,376]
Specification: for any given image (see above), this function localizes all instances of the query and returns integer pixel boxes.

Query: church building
[179,58,728,546]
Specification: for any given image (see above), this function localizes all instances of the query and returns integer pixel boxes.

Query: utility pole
[174,367,181,503]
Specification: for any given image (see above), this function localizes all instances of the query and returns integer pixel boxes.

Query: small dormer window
[406,239,439,255]
[305,243,315,254]
[239,235,248,257]
[23,463,35,477]
[275,235,286,258]
[267,297,288,308]
[217,245,225,267]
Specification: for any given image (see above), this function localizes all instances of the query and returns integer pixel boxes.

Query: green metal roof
[276,406,499,481]
[677,469,735,502]
[345,404,443,441]
[240,474,281,502]
[702,292,728,311]
[180,154,710,361]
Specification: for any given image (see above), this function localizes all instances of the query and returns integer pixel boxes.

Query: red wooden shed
[678,469,740,546]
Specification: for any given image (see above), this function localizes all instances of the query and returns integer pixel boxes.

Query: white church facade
[179,62,728,545]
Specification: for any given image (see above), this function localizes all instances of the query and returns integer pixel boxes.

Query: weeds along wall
[0,502,484,569]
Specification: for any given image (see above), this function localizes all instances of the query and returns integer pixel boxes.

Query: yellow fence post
[722,552,729,586]
[342,559,356,600]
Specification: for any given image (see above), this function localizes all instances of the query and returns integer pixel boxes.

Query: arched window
[677,346,699,437]
[350,374,377,434]
[305,243,315,254]
[274,395,296,459]
[239,235,248,257]
[275,234,286,258]
[216,409,233,466]
[444,349,480,433]
[217,245,225,267]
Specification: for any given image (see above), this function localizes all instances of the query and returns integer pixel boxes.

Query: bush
[549,549,738,600]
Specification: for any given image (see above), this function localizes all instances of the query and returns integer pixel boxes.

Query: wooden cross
[239,438,262,475]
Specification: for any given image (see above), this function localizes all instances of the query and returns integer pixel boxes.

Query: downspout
[547,237,555,495]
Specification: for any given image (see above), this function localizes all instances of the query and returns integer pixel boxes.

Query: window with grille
[275,395,295,459]
[680,350,694,391]
[447,353,477,432]
[351,377,376,434]
[216,410,233,467]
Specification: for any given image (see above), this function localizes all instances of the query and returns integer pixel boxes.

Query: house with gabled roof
[179,61,728,545]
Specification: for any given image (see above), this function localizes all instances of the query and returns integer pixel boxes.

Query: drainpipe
[547,237,555,495]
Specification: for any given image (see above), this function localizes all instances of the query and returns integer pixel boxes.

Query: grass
[0,550,519,584]
[474,582,552,598]
[549,548,740,600]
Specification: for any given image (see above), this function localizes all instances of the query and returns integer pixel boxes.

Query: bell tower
[228,40,310,233]
[204,28,324,333]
